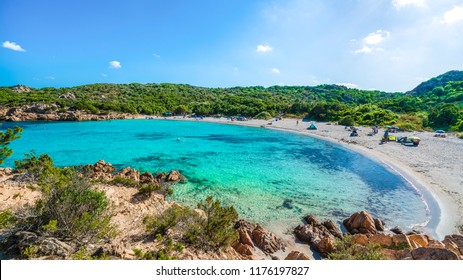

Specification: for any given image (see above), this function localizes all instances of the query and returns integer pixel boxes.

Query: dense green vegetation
[0,126,23,165]
[143,196,238,252]
[11,154,115,243]
[328,235,387,260]
[1,70,462,131]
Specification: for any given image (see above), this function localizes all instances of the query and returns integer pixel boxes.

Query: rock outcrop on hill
[0,104,133,122]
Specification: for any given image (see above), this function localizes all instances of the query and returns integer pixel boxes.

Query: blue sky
[1,0,463,91]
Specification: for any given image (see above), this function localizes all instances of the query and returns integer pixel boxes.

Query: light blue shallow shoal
[2,120,430,232]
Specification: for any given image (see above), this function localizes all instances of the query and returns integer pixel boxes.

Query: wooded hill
[1,71,462,131]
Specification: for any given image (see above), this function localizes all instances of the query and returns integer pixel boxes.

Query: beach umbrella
[435,130,445,133]
[385,125,392,128]
[408,136,420,140]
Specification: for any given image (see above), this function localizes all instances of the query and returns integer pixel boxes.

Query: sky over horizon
[1,0,463,92]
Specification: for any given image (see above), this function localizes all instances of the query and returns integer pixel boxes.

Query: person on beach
[296,120,299,126]
[382,130,389,143]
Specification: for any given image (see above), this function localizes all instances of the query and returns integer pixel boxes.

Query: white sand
[155,116,463,238]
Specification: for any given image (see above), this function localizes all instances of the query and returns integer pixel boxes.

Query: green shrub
[0,209,17,229]
[15,153,54,181]
[0,125,23,165]
[328,235,386,260]
[110,176,138,187]
[143,196,239,252]
[254,111,273,120]
[143,204,189,236]
[17,156,116,242]
[193,196,239,251]
[338,116,355,126]
[72,246,110,260]
[132,248,177,260]
[138,183,161,197]
[22,245,40,259]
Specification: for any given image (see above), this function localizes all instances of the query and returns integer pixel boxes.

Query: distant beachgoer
[296,120,299,126]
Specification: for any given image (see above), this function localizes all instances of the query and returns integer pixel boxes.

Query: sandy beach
[159,116,463,239]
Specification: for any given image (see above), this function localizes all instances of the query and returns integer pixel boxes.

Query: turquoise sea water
[2,120,430,232]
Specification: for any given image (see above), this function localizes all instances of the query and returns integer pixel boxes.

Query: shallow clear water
[2,120,429,232]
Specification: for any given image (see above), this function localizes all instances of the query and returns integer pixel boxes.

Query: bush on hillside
[14,154,115,242]
[144,196,238,252]
[328,234,386,260]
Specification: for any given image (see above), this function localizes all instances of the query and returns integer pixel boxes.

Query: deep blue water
[1,120,429,231]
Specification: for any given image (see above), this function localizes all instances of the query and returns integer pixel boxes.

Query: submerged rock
[282,199,293,209]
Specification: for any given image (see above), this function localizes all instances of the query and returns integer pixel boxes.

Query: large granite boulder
[442,235,463,257]
[140,172,155,184]
[294,215,341,257]
[369,233,393,248]
[166,170,185,183]
[16,231,72,258]
[284,251,311,260]
[411,247,459,260]
[343,211,377,235]
[252,224,283,254]
[233,220,284,256]
[84,160,115,180]
[116,167,140,182]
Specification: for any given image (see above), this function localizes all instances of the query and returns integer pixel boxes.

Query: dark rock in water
[374,218,385,231]
[303,214,321,225]
[411,247,459,260]
[283,199,293,209]
[391,226,404,235]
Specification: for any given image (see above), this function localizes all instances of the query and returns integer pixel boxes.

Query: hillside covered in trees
[1,71,462,131]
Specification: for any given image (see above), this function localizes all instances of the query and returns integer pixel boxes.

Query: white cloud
[441,6,463,25]
[354,30,390,54]
[392,0,425,9]
[2,41,26,52]
[109,61,122,69]
[362,30,390,45]
[337,83,359,89]
[101,73,108,77]
[256,44,273,52]
[45,76,55,80]
[153,53,161,58]
[271,68,280,73]
[354,46,373,54]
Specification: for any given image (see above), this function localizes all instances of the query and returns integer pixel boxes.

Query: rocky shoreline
[0,104,139,122]
[1,162,462,260]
